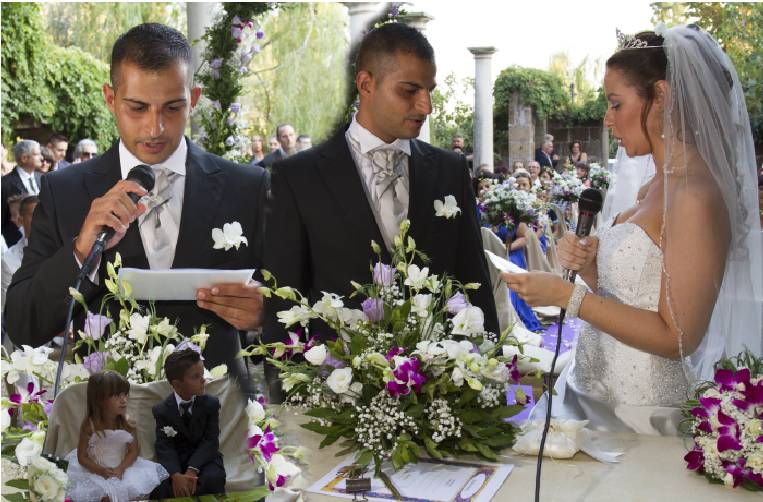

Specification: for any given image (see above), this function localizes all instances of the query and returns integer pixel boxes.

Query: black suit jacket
[5,140,268,372]
[1,167,42,246]
[256,149,287,169]
[535,147,561,173]
[262,127,499,344]
[153,393,223,476]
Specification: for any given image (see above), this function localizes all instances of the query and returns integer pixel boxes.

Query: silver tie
[141,167,176,269]
[370,148,407,251]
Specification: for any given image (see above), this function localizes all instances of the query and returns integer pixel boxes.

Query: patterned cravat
[369,147,408,251]
[140,167,177,269]
[179,400,192,426]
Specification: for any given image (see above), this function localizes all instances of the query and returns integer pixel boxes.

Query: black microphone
[79,164,155,278]
[563,188,604,283]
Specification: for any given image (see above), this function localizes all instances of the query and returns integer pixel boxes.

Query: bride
[502,24,762,434]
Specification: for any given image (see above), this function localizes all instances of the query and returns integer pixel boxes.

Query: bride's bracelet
[565,283,588,318]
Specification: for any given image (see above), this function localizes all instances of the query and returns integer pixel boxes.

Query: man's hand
[196,281,264,331]
[74,180,147,263]
[171,472,197,498]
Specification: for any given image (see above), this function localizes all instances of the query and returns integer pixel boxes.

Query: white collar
[347,114,411,156]
[174,392,196,408]
[119,138,187,180]
[16,167,35,181]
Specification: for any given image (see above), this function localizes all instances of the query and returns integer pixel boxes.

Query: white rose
[451,306,485,336]
[304,345,327,366]
[15,437,42,467]
[246,399,266,423]
[326,367,353,394]
[33,473,59,500]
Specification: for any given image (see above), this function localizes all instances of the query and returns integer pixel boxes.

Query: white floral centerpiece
[588,163,615,191]
[242,213,527,492]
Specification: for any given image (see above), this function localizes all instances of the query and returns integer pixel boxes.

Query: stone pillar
[468,47,497,173]
[343,2,383,49]
[507,93,536,169]
[187,2,218,134]
[399,12,434,144]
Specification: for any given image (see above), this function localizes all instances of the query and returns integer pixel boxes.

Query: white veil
[659,24,763,381]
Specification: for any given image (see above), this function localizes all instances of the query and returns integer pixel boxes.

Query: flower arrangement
[549,172,584,203]
[588,163,615,191]
[683,351,763,491]
[242,218,525,491]
[478,182,542,234]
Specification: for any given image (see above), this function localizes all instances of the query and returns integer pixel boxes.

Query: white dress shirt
[17,168,39,194]
[174,392,196,415]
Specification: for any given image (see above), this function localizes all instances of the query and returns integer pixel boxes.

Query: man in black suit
[5,24,265,396]
[263,24,498,360]
[257,123,296,169]
[535,135,561,174]
[152,348,225,498]
[1,140,43,246]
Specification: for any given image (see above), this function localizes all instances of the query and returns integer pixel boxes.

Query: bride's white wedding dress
[545,220,690,435]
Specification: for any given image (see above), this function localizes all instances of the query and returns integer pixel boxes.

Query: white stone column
[187,2,218,134]
[399,11,434,144]
[468,47,497,173]
[343,2,384,49]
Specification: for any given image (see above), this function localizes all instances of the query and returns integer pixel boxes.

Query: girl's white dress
[65,429,168,502]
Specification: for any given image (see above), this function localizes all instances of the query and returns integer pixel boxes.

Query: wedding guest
[1,195,37,304]
[264,22,498,399]
[39,146,55,173]
[510,160,525,175]
[503,26,762,434]
[258,124,296,169]
[5,23,266,399]
[268,136,280,153]
[526,160,542,188]
[514,171,532,192]
[65,371,168,502]
[567,140,588,165]
[46,133,70,171]
[2,140,42,246]
[535,135,560,173]
[296,134,312,151]
[539,168,554,188]
[574,161,591,186]
[249,135,265,164]
[0,145,15,176]
[151,347,225,499]
[73,139,98,164]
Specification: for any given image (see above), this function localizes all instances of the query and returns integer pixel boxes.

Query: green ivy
[493,66,571,124]
[1,3,117,148]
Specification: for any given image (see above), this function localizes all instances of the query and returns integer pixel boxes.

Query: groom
[263,23,498,357]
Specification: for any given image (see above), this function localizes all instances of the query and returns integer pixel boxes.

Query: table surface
[274,409,759,502]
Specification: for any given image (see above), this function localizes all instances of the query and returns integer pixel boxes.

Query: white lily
[404,264,429,290]
[451,306,485,336]
[434,195,461,219]
[127,313,151,344]
[212,221,249,251]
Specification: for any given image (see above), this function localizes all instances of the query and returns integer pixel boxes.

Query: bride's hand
[501,271,573,307]
[557,232,598,273]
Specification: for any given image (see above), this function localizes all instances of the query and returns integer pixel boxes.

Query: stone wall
[506,93,536,167]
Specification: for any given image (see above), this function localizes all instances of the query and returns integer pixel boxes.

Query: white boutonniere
[212,221,249,251]
[434,195,461,219]
[162,426,177,438]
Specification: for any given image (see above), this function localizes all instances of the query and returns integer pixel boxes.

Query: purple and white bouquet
[243,218,525,489]
[588,163,615,191]
[550,173,584,203]
[479,182,542,234]
[683,351,763,491]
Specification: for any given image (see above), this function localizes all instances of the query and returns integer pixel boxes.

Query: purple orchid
[446,292,469,315]
[508,355,521,383]
[373,262,394,286]
[684,444,705,472]
[361,297,384,322]
[386,347,405,361]
[249,426,279,462]
[386,356,427,397]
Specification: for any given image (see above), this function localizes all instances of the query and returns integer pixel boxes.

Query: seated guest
[510,160,525,175]
[297,134,313,151]
[2,139,42,246]
[65,371,168,502]
[258,124,297,169]
[526,160,542,188]
[152,347,226,499]
[46,133,70,171]
[249,135,265,165]
[1,195,37,304]
[568,140,588,165]
[73,138,98,164]
[574,161,591,186]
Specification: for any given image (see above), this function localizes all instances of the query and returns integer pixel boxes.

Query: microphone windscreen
[578,188,603,214]
[126,164,155,193]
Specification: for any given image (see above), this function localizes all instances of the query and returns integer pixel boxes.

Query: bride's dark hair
[605,32,667,152]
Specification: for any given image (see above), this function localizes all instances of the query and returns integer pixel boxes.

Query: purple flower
[361,297,384,322]
[323,353,346,369]
[210,58,223,69]
[241,52,253,66]
[386,347,405,361]
[249,425,279,462]
[684,444,705,472]
[253,44,261,54]
[225,136,235,147]
[229,102,241,114]
[373,262,394,286]
[83,351,107,373]
[256,29,265,40]
[231,26,243,42]
[508,355,520,383]
[231,16,242,26]
[211,100,222,112]
[446,292,469,315]
[226,115,236,126]
[256,395,267,406]
[210,68,220,80]
[239,66,248,75]
[84,312,112,340]
[386,356,427,397]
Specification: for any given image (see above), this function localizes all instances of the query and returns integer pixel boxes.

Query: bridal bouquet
[588,163,615,191]
[243,219,524,488]
[683,351,763,491]
[479,182,542,234]
[550,173,584,203]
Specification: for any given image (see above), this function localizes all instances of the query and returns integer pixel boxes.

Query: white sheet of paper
[308,455,513,502]
[117,268,254,301]
[484,250,527,274]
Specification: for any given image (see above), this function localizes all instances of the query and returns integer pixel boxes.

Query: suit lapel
[83,145,149,269]
[317,129,390,261]
[406,140,438,241]
[172,141,224,268]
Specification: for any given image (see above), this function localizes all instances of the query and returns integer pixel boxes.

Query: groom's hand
[196,281,264,331]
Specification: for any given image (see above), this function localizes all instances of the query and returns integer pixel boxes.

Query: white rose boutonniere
[162,426,177,438]
[434,195,461,219]
[212,221,249,251]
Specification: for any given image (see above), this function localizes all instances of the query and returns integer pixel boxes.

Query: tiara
[616,28,663,50]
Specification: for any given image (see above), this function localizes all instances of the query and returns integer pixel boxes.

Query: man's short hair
[12,140,40,164]
[543,134,554,143]
[47,133,68,145]
[74,139,97,159]
[452,134,464,140]
[19,195,38,216]
[110,23,191,86]
[276,124,293,137]
[164,348,201,383]
[355,22,435,81]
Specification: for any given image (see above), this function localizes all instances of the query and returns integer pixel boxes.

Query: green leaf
[458,438,479,452]
[356,449,374,467]
[5,478,30,489]
[492,405,524,420]
[476,442,498,460]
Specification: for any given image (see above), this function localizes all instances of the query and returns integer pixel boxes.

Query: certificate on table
[117,268,254,301]
[308,455,513,502]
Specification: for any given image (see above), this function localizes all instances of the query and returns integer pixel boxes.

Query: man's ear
[103,83,116,114]
[356,70,375,98]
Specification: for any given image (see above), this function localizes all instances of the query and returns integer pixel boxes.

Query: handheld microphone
[563,188,604,283]
[79,164,155,278]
